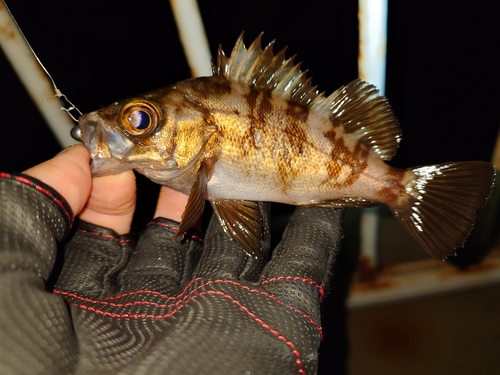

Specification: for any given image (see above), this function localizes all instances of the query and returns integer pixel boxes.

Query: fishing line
[2,1,82,123]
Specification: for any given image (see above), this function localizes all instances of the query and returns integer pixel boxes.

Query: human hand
[2,145,343,375]
[23,144,189,234]
[54,203,342,374]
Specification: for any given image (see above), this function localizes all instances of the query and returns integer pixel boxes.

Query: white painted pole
[357,0,389,270]
[169,0,212,78]
[0,0,76,148]
[358,0,388,94]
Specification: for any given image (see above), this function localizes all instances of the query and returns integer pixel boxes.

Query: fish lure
[74,33,495,259]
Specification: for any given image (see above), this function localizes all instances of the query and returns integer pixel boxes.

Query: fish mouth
[79,112,135,176]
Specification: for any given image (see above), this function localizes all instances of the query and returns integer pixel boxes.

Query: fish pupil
[129,110,150,130]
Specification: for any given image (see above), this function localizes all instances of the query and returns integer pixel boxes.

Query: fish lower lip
[91,158,133,176]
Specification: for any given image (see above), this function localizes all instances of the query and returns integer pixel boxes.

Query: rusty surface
[0,2,15,40]
[350,279,395,292]
[438,262,498,278]
[0,23,14,40]
[354,254,379,282]
[348,248,500,309]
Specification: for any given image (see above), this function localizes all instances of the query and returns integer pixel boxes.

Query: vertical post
[169,0,212,78]
[357,0,388,272]
[358,0,388,95]
[0,0,76,148]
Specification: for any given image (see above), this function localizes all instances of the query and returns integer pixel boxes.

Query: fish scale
[77,33,495,260]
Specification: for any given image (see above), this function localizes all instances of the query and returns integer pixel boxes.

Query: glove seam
[261,276,325,300]
[55,286,308,375]
[147,220,204,244]
[54,278,322,337]
[76,228,135,245]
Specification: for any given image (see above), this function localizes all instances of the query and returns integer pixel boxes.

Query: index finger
[154,186,190,223]
[260,207,343,298]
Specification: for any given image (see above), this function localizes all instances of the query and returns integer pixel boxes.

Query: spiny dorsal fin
[215,33,317,102]
[214,33,402,160]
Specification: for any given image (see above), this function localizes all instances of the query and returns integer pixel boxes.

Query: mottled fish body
[79,33,495,259]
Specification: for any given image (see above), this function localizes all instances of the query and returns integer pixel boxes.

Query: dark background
[2,1,499,172]
[2,1,499,373]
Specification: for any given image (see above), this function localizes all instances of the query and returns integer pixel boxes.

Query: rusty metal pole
[0,0,76,148]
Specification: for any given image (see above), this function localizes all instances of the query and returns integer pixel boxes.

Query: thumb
[23,145,92,216]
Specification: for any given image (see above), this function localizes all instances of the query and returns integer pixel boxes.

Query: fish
[77,33,495,260]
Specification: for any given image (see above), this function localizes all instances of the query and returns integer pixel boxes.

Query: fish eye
[129,110,151,130]
[120,100,161,135]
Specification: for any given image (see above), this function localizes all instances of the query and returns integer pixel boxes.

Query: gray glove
[0,173,343,375]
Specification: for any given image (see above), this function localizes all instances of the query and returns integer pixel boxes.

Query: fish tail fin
[390,161,495,259]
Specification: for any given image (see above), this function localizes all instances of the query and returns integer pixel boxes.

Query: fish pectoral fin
[210,199,263,258]
[173,158,215,241]
[306,198,378,208]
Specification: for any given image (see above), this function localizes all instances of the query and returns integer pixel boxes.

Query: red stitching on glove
[55,277,204,306]
[261,276,325,300]
[64,289,307,374]
[210,279,323,338]
[76,228,135,244]
[55,276,322,337]
[55,290,178,308]
[1,173,72,223]
[148,220,204,243]
[101,277,204,301]
[34,185,71,222]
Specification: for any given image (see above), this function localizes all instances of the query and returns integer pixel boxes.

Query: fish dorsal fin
[215,32,315,102]
[324,80,401,160]
[214,33,402,160]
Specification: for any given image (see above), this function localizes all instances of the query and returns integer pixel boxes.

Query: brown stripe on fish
[240,88,261,155]
[274,102,311,191]
[257,90,274,127]
[283,102,310,156]
[192,77,233,99]
[376,167,406,205]
[323,129,369,188]
[241,88,273,153]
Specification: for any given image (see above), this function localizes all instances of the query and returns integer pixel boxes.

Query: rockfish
[77,33,495,259]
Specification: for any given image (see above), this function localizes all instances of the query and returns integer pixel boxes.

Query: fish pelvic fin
[174,154,263,258]
[391,161,495,260]
[211,199,263,258]
[173,158,215,241]
[215,33,401,160]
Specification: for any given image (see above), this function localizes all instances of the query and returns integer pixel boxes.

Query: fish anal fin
[173,158,215,240]
[210,199,262,258]
[306,197,377,208]
[391,161,495,260]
